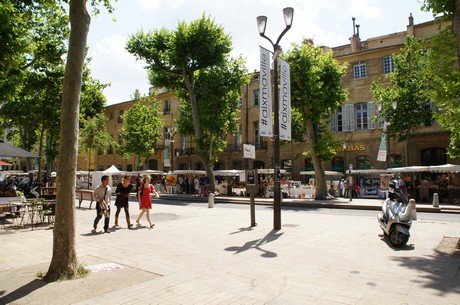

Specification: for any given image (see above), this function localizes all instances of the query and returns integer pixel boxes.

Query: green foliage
[118,97,163,169]
[371,36,434,142]
[127,14,232,91]
[286,41,348,160]
[80,113,113,163]
[126,14,246,170]
[177,56,249,163]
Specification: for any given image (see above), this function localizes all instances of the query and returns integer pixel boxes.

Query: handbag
[99,187,109,218]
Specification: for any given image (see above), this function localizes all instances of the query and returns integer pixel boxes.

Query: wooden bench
[75,189,95,209]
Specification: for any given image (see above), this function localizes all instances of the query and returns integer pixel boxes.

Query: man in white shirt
[93,175,112,233]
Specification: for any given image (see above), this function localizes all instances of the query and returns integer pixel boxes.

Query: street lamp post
[257,7,294,231]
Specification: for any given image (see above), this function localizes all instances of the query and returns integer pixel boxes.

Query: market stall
[388,164,460,204]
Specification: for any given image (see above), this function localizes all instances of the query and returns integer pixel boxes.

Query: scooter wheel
[389,229,409,248]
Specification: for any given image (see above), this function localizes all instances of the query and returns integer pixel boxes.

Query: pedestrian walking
[136,175,159,228]
[114,174,133,228]
[93,175,112,233]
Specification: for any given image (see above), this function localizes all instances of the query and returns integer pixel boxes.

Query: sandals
[150,224,155,228]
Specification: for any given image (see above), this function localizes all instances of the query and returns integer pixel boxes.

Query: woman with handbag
[136,175,159,228]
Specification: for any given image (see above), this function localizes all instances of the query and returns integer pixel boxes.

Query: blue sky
[87,0,435,105]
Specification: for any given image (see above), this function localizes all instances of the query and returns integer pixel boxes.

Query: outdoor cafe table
[9,199,56,229]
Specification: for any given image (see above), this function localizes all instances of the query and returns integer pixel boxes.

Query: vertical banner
[279,58,291,141]
[164,145,171,167]
[377,122,387,162]
[259,46,273,137]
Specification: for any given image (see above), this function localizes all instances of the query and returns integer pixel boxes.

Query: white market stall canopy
[350,169,389,175]
[213,170,243,177]
[388,164,460,173]
[171,169,206,175]
[256,169,287,174]
[300,171,343,176]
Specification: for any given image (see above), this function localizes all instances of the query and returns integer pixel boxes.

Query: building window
[253,90,260,106]
[117,109,124,123]
[330,108,343,132]
[421,148,446,166]
[391,154,403,168]
[127,164,133,171]
[232,161,243,170]
[253,122,260,146]
[353,61,366,79]
[214,162,225,170]
[107,144,113,154]
[383,56,395,74]
[118,134,123,145]
[331,157,344,172]
[304,158,313,171]
[148,159,158,170]
[356,155,371,169]
[109,112,114,120]
[164,100,171,114]
[355,103,368,130]
[164,127,172,141]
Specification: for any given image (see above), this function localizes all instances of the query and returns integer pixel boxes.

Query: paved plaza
[0,197,459,305]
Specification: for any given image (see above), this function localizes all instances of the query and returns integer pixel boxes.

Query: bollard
[432,193,439,208]
[208,192,214,208]
[409,199,417,220]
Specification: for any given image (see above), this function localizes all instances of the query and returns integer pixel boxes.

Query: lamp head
[257,15,267,35]
[283,7,294,28]
[392,100,397,110]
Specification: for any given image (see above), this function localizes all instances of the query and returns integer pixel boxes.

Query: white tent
[103,165,121,173]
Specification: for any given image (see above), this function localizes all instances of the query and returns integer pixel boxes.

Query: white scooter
[377,181,412,248]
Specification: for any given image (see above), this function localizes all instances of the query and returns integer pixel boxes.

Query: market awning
[256,169,287,174]
[0,142,38,158]
[171,169,206,175]
[300,170,343,176]
[350,169,389,175]
[388,164,460,173]
[0,161,12,166]
[213,170,243,177]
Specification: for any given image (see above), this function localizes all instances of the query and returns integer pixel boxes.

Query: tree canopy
[126,14,247,190]
[286,40,348,199]
[118,97,163,170]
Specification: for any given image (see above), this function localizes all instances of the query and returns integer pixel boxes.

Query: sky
[86,0,435,105]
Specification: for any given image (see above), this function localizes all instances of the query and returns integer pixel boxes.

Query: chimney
[407,13,415,37]
[349,17,361,52]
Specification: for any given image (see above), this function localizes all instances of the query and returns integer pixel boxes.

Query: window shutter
[343,104,355,131]
[368,102,375,129]
[330,110,338,132]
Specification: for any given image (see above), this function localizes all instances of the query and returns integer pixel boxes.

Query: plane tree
[286,40,348,200]
[126,15,248,191]
[117,97,164,170]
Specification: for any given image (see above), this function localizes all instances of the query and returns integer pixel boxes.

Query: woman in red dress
[136,175,159,228]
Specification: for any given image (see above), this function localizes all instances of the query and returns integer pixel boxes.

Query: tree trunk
[44,0,90,282]
[304,109,328,200]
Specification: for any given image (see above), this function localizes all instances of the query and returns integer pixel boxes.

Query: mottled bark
[44,0,90,282]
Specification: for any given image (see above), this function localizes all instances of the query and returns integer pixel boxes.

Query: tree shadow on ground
[225,230,284,258]
[0,279,47,304]
[391,252,460,295]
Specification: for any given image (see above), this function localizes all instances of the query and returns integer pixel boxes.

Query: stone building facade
[78,16,459,185]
